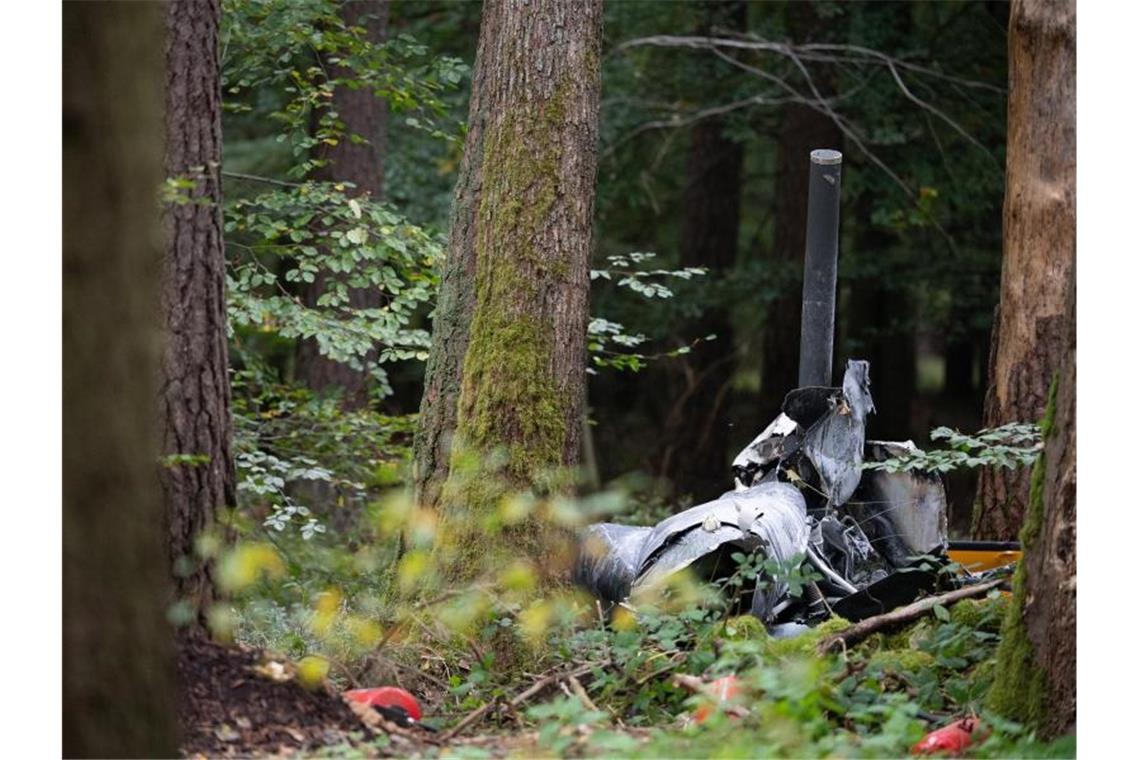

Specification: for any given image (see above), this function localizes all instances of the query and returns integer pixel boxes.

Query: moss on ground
[867,648,937,675]
[721,615,767,641]
[765,616,851,658]
[950,595,1009,632]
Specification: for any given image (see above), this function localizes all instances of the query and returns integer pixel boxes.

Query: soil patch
[177,635,379,757]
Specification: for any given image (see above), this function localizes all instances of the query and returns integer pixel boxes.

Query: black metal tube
[798,148,843,388]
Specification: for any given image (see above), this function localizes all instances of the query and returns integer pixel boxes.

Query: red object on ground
[911,716,987,756]
[692,675,741,723]
[343,687,422,721]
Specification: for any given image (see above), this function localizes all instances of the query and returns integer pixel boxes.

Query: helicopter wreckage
[573,360,999,633]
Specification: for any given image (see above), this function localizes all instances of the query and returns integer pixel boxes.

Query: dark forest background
[222,0,1008,534]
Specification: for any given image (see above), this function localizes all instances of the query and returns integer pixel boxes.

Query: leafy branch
[865,422,1043,474]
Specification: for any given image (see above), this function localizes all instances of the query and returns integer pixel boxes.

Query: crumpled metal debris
[574,359,956,629]
[575,481,809,621]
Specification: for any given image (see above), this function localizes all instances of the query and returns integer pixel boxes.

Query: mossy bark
[413,0,602,573]
[974,0,1075,540]
[986,266,1075,738]
[63,1,178,754]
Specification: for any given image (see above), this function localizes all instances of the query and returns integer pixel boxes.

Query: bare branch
[618,34,1005,94]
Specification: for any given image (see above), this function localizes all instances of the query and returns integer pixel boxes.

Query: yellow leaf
[296,656,330,689]
[217,543,285,593]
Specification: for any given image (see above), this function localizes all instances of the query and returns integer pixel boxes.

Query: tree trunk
[761,0,844,412]
[656,1,745,501]
[162,0,236,629]
[846,277,917,440]
[986,271,1075,737]
[413,0,602,562]
[295,0,389,410]
[658,118,742,499]
[973,0,1075,540]
[63,2,177,755]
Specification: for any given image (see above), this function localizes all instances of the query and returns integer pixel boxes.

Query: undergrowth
[195,381,1072,758]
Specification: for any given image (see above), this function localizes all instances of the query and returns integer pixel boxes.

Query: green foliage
[225,182,442,394]
[221,0,465,176]
[204,3,1074,756]
[220,0,466,395]
[216,448,1071,756]
[866,422,1043,474]
[588,252,718,372]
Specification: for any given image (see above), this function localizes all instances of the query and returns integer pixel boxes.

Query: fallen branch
[567,675,600,713]
[440,662,602,743]
[817,578,1006,655]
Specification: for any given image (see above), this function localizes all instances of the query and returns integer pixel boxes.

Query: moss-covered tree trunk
[413,0,602,563]
[987,271,1075,736]
[162,0,236,629]
[295,0,389,410]
[973,0,1075,540]
[63,2,177,755]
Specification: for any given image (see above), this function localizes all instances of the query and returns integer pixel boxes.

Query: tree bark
[295,0,389,409]
[413,0,602,562]
[973,0,1075,540]
[63,2,177,755]
[986,270,1075,737]
[162,0,236,628]
[414,0,602,504]
[761,1,844,413]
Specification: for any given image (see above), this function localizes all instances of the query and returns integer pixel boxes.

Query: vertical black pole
[798,148,842,387]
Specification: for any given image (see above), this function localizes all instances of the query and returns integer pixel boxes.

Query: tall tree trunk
[973,0,1075,540]
[413,0,602,565]
[63,2,177,755]
[658,118,742,499]
[162,0,235,629]
[295,0,389,410]
[987,271,1075,736]
[657,0,745,500]
[761,1,844,413]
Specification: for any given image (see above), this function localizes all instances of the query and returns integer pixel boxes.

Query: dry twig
[440,662,604,742]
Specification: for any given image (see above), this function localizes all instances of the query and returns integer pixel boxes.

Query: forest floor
[177,636,555,758]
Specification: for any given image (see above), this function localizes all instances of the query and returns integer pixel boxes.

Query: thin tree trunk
[162,0,235,629]
[973,0,1075,540]
[657,1,745,500]
[413,0,602,567]
[63,2,177,755]
[987,271,1075,736]
[659,119,742,499]
[295,0,389,409]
